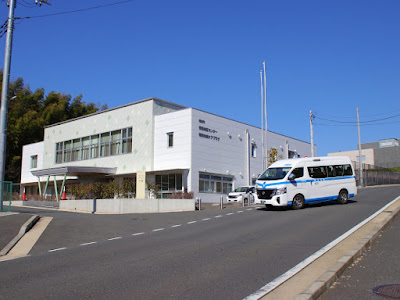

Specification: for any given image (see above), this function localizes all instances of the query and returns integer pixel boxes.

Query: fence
[354,162,400,186]
[0,181,12,212]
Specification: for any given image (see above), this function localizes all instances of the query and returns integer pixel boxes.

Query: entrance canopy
[31,166,117,177]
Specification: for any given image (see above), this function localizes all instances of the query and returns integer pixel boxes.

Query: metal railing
[354,163,400,186]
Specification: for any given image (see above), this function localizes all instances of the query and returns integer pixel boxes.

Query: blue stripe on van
[286,193,355,206]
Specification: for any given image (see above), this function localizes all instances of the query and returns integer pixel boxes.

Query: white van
[255,156,357,209]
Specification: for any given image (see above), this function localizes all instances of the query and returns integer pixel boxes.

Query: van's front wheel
[337,190,348,204]
[292,194,305,210]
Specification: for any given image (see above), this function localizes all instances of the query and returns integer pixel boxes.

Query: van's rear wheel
[292,194,305,210]
[337,190,348,204]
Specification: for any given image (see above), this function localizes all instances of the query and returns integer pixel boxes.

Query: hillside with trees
[1,72,102,182]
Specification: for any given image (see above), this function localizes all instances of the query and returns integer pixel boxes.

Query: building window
[156,173,183,198]
[30,155,38,169]
[167,132,174,147]
[199,173,233,194]
[55,127,132,164]
[251,143,256,158]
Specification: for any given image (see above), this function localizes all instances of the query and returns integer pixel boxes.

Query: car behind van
[227,186,255,203]
[255,156,357,209]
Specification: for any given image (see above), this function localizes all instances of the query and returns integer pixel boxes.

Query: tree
[0,71,101,182]
[267,148,283,167]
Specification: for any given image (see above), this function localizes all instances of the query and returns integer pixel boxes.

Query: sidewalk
[0,212,39,256]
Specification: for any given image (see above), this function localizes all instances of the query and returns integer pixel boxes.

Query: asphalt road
[1,185,399,299]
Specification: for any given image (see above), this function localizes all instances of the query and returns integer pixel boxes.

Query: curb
[0,215,40,256]
[295,198,400,300]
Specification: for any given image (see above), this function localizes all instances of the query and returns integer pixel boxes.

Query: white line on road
[171,224,182,228]
[48,247,67,252]
[237,211,243,213]
[215,215,222,218]
[108,237,122,241]
[152,228,165,232]
[80,242,97,246]
[132,232,145,236]
[226,213,234,216]
[202,218,211,221]
[187,221,197,224]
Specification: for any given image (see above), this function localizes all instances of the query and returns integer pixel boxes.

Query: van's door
[306,166,329,202]
[287,167,306,201]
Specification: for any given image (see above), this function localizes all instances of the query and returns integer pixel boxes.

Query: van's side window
[308,166,327,178]
[291,167,304,178]
[327,166,335,177]
[343,164,353,176]
[334,165,344,176]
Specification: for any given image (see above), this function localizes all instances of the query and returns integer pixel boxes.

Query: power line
[314,107,400,119]
[17,0,137,20]
[314,113,400,124]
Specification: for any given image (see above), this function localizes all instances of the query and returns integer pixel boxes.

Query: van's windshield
[258,167,292,181]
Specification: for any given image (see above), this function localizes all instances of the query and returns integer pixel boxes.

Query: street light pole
[0,0,16,209]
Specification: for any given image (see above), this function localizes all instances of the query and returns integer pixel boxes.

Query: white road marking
[80,242,97,246]
[187,221,197,224]
[215,215,222,218]
[152,228,165,232]
[108,237,122,241]
[202,218,211,221]
[132,232,145,236]
[171,224,182,228]
[48,247,67,252]
[237,211,243,213]
[226,213,234,216]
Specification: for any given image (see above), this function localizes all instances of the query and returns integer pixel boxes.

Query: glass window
[100,132,110,157]
[291,167,304,178]
[30,155,38,168]
[82,137,90,160]
[199,173,233,194]
[71,138,81,161]
[63,140,72,162]
[308,166,327,178]
[111,130,121,155]
[56,142,63,164]
[343,164,353,176]
[334,165,344,176]
[167,132,173,147]
[327,165,335,177]
[258,167,292,181]
[251,144,256,158]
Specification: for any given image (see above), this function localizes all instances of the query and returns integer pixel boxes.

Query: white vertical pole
[260,70,265,170]
[357,108,363,186]
[310,110,314,157]
[263,61,267,166]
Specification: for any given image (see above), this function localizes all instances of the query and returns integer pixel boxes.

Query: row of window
[55,128,132,164]
[199,173,233,194]
[307,164,353,179]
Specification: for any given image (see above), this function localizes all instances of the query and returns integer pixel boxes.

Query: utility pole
[357,107,363,187]
[263,61,267,167]
[260,70,264,170]
[309,110,315,157]
[0,0,16,210]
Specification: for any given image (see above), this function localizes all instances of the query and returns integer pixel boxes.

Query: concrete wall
[21,142,44,184]
[59,198,195,213]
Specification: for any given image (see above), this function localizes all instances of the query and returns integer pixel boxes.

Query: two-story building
[20,97,314,203]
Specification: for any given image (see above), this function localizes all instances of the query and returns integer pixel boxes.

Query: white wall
[154,109,192,171]
[21,142,44,184]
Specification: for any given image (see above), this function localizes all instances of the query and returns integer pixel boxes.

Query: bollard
[92,198,97,214]
[198,197,201,211]
[220,195,223,209]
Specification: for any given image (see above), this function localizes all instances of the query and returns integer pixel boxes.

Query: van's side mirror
[289,173,296,180]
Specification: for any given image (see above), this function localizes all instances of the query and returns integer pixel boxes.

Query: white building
[20,98,314,203]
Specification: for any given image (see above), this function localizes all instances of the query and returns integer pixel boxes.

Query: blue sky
[1,0,400,156]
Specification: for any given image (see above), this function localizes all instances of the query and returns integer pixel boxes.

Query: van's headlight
[272,187,286,196]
